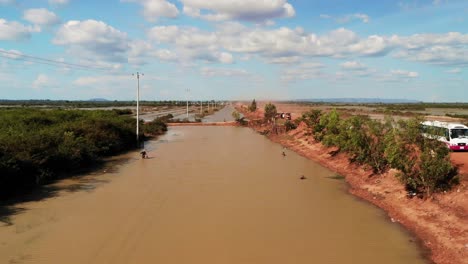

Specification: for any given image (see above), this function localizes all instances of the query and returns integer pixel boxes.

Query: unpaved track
[0,126,426,264]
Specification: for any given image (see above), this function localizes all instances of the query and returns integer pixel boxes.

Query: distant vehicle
[421,121,468,151]
[275,112,292,120]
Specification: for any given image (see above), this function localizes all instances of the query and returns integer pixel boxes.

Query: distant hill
[293,98,421,104]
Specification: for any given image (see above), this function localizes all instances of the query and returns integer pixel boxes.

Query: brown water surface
[0,126,427,264]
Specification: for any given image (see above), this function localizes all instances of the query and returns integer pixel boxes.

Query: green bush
[0,109,138,199]
[301,109,322,128]
[249,99,257,112]
[284,120,297,131]
[384,117,458,196]
[232,111,247,125]
[317,109,341,146]
[264,103,277,122]
[143,118,168,136]
[299,108,458,196]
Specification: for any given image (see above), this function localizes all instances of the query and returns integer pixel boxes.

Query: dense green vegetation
[264,103,277,122]
[249,99,257,112]
[0,108,168,199]
[142,114,170,135]
[446,113,468,124]
[0,99,224,109]
[232,111,247,125]
[287,101,468,111]
[297,108,458,197]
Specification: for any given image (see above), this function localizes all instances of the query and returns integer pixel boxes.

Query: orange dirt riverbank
[237,104,468,264]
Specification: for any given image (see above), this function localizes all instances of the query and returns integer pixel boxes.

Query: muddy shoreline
[237,106,468,264]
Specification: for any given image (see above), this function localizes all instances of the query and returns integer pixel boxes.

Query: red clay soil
[237,104,468,264]
[167,121,237,126]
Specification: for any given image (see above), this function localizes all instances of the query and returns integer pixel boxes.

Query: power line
[0,50,115,72]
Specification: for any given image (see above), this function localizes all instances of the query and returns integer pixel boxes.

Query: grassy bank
[0,108,167,200]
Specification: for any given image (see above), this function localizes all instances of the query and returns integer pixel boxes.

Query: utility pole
[185,88,190,119]
[133,72,143,147]
[200,100,203,115]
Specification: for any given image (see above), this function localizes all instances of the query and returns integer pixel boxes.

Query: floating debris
[326,174,345,180]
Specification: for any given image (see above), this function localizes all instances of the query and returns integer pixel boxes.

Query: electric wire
[0,50,118,73]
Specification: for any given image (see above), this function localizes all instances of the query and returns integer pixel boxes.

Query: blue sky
[0,0,467,101]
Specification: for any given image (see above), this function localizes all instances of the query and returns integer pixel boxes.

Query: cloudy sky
[0,0,467,101]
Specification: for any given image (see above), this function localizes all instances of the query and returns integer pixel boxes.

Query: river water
[0,118,427,263]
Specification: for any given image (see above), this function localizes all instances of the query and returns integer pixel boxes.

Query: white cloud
[376,69,419,82]
[267,56,300,64]
[74,75,130,86]
[201,67,249,77]
[49,0,69,5]
[53,20,128,64]
[149,23,468,67]
[353,13,370,23]
[336,13,370,24]
[339,61,376,77]
[128,40,178,64]
[121,0,179,22]
[391,32,468,66]
[217,52,233,64]
[147,25,233,64]
[446,68,461,74]
[23,8,60,27]
[391,69,419,78]
[0,19,40,41]
[340,61,366,70]
[221,26,389,57]
[180,0,295,22]
[320,13,370,24]
[148,24,392,64]
[0,0,15,5]
[32,74,54,90]
[281,62,325,81]
[153,49,178,61]
[73,74,165,99]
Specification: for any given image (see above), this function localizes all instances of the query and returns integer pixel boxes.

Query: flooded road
[0,126,427,264]
[202,104,237,122]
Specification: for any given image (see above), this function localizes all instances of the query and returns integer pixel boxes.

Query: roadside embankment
[167,121,237,126]
[237,105,468,264]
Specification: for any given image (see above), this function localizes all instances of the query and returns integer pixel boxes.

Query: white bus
[421,121,468,151]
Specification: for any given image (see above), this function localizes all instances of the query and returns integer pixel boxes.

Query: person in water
[140,150,147,159]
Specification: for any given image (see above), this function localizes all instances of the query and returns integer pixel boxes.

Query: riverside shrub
[300,109,457,196]
[0,109,137,199]
[317,109,341,146]
[232,111,247,125]
[249,99,257,112]
[264,103,277,122]
[284,120,297,131]
[143,115,169,136]
[384,117,457,196]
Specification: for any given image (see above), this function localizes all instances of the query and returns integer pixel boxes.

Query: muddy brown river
[0,125,428,264]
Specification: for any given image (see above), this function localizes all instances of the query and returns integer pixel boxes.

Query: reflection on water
[0,126,428,264]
